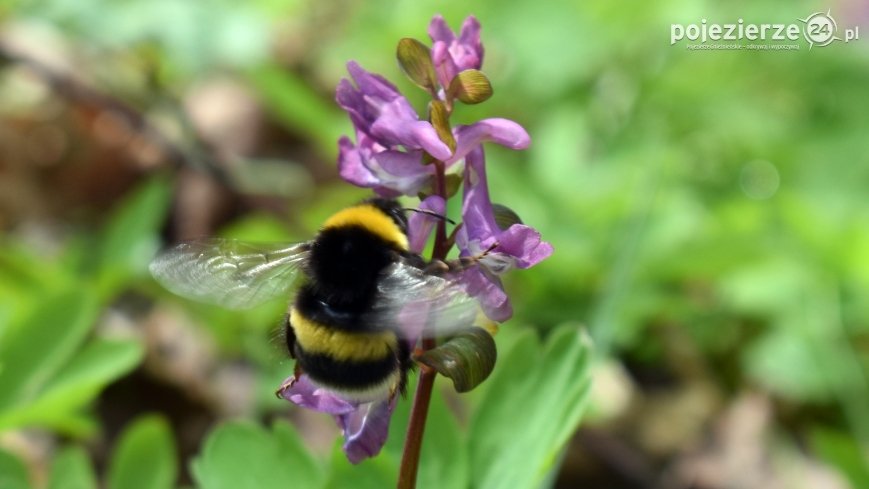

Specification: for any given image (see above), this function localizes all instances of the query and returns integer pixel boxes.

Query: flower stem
[432,160,449,259]
[397,361,436,489]
[397,160,450,489]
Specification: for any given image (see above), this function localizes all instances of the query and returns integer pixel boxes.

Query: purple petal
[373,150,429,176]
[460,146,499,240]
[335,79,371,135]
[411,123,452,160]
[337,134,402,197]
[428,15,484,88]
[431,43,457,90]
[338,136,379,188]
[369,97,424,138]
[371,186,403,198]
[497,224,555,269]
[277,375,358,415]
[371,110,451,160]
[336,397,397,464]
[278,374,399,463]
[459,267,513,322]
[346,61,403,103]
[450,118,531,165]
[408,195,446,254]
[458,16,482,49]
[371,150,433,195]
[454,16,484,71]
[337,63,409,130]
[428,14,456,44]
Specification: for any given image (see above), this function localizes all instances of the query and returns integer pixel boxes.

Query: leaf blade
[107,415,177,489]
[0,289,98,414]
[192,420,323,489]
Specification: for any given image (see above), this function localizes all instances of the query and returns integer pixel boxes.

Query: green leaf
[48,446,98,489]
[470,325,592,489]
[39,339,144,404]
[324,441,394,489]
[0,339,144,432]
[417,328,496,393]
[447,69,493,104]
[0,448,30,489]
[491,203,524,231]
[107,415,177,489]
[396,38,437,92]
[192,420,323,489]
[810,427,869,489]
[743,322,833,402]
[0,243,73,333]
[0,289,98,414]
[96,178,172,298]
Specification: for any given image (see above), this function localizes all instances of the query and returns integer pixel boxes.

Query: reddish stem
[431,160,449,259]
[397,160,450,489]
[396,362,436,489]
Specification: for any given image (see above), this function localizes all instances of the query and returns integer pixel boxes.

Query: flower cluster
[278,14,552,464]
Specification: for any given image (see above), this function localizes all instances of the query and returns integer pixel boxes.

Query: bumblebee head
[310,199,410,308]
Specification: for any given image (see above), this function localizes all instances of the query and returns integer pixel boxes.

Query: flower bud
[448,69,493,105]
[416,327,497,392]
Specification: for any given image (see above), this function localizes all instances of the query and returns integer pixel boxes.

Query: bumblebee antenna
[404,208,456,225]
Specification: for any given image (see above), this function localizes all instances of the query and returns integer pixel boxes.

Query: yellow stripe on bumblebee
[290,307,399,362]
[322,204,409,251]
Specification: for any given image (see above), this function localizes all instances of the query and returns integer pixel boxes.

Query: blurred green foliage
[1,0,868,487]
[190,325,590,489]
[0,179,169,437]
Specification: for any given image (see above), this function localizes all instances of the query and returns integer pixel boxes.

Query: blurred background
[1,0,868,488]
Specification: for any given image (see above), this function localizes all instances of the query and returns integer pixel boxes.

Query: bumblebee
[150,198,480,403]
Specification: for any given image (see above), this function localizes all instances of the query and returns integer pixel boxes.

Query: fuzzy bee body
[150,198,477,404]
[286,199,414,401]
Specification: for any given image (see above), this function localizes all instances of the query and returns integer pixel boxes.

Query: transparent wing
[149,238,310,310]
[368,260,481,340]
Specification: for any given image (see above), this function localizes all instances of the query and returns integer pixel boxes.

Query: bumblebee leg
[274,363,304,399]
[423,259,450,275]
[426,242,501,275]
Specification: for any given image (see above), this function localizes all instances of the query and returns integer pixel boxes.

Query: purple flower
[277,375,396,464]
[338,130,433,197]
[455,146,554,322]
[336,61,451,160]
[339,117,530,197]
[428,15,484,89]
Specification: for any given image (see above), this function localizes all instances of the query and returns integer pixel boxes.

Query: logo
[670,10,860,50]
[799,10,861,48]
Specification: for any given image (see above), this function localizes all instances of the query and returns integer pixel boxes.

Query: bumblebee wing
[370,261,480,339]
[149,238,310,310]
